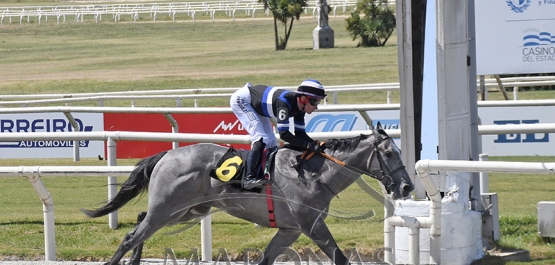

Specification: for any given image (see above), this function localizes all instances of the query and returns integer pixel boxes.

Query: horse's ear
[375,121,388,136]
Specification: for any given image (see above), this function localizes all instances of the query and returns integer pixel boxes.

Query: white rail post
[164,114,180,149]
[27,173,56,261]
[201,215,212,261]
[107,137,119,229]
[63,112,81,162]
[383,196,396,264]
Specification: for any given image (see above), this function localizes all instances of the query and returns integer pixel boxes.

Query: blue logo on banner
[0,118,94,148]
[306,114,357,132]
[493,119,548,143]
[524,31,555,47]
[506,0,531,13]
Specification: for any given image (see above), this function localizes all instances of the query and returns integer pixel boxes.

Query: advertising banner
[103,113,249,158]
[475,0,555,75]
[303,109,555,156]
[2,108,552,159]
[478,106,555,156]
[304,111,400,132]
[0,113,104,158]
[304,110,401,146]
[105,111,402,159]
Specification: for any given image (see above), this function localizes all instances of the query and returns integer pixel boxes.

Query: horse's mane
[323,134,371,153]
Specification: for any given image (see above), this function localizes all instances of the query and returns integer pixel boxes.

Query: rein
[311,137,405,189]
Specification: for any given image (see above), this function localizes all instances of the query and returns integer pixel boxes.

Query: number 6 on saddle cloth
[209,147,278,192]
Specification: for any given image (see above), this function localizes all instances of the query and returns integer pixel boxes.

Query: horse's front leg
[259,228,301,265]
[302,218,350,265]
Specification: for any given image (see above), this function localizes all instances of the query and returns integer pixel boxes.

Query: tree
[261,0,308,50]
[345,0,396,47]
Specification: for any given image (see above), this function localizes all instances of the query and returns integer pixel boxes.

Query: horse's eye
[385,150,392,158]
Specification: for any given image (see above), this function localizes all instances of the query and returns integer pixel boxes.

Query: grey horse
[81,127,414,265]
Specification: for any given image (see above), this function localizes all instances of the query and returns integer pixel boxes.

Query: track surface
[0,260,246,265]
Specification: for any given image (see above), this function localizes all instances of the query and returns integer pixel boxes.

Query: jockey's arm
[276,106,314,149]
[279,130,312,149]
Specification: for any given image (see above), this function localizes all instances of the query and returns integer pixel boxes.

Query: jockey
[230,79,327,190]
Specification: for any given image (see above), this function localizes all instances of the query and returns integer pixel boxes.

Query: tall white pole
[107,137,119,229]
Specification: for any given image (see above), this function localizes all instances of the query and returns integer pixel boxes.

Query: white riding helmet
[297,79,326,99]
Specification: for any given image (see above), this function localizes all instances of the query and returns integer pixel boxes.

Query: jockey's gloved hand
[307,140,325,153]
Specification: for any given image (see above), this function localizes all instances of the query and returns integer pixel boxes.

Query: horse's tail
[80,151,168,218]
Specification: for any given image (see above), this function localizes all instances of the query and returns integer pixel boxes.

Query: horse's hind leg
[104,214,172,265]
[259,228,301,265]
[128,211,147,265]
[122,206,210,265]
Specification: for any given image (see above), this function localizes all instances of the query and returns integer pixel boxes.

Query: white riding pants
[230,83,278,149]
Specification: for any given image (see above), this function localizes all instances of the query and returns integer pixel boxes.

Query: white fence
[1,76,554,107]
[0,0,362,25]
[0,83,400,107]
[0,166,134,261]
[3,129,555,262]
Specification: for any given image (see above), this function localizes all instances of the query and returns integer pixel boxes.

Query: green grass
[0,17,401,107]
[1,158,555,263]
[0,161,387,261]
[473,157,555,265]
[1,4,555,264]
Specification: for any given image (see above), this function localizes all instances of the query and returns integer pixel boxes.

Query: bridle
[366,136,406,190]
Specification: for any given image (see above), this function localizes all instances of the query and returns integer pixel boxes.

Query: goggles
[307,97,321,106]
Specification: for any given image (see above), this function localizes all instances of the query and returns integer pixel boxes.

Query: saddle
[210,147,278,192]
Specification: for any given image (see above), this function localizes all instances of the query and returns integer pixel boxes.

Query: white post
[408,219,421,265]
[27,174,56,261]
[63,112,81,162]
[383,197,396,264]
[200,215,213,261]
[73,141,80,162]
[164,114,180,150]
[383,218,396,264]
[107,137,119,229]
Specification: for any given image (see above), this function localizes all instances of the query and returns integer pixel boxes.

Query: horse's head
[321,125,414,200]
[366,124,414,200]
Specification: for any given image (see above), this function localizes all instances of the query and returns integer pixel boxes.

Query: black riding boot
[243,139,267,190]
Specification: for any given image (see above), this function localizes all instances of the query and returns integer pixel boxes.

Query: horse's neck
[321,149,369,193]
[330,144,371,169]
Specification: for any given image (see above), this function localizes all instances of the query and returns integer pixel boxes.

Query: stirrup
[243,178,268,190]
